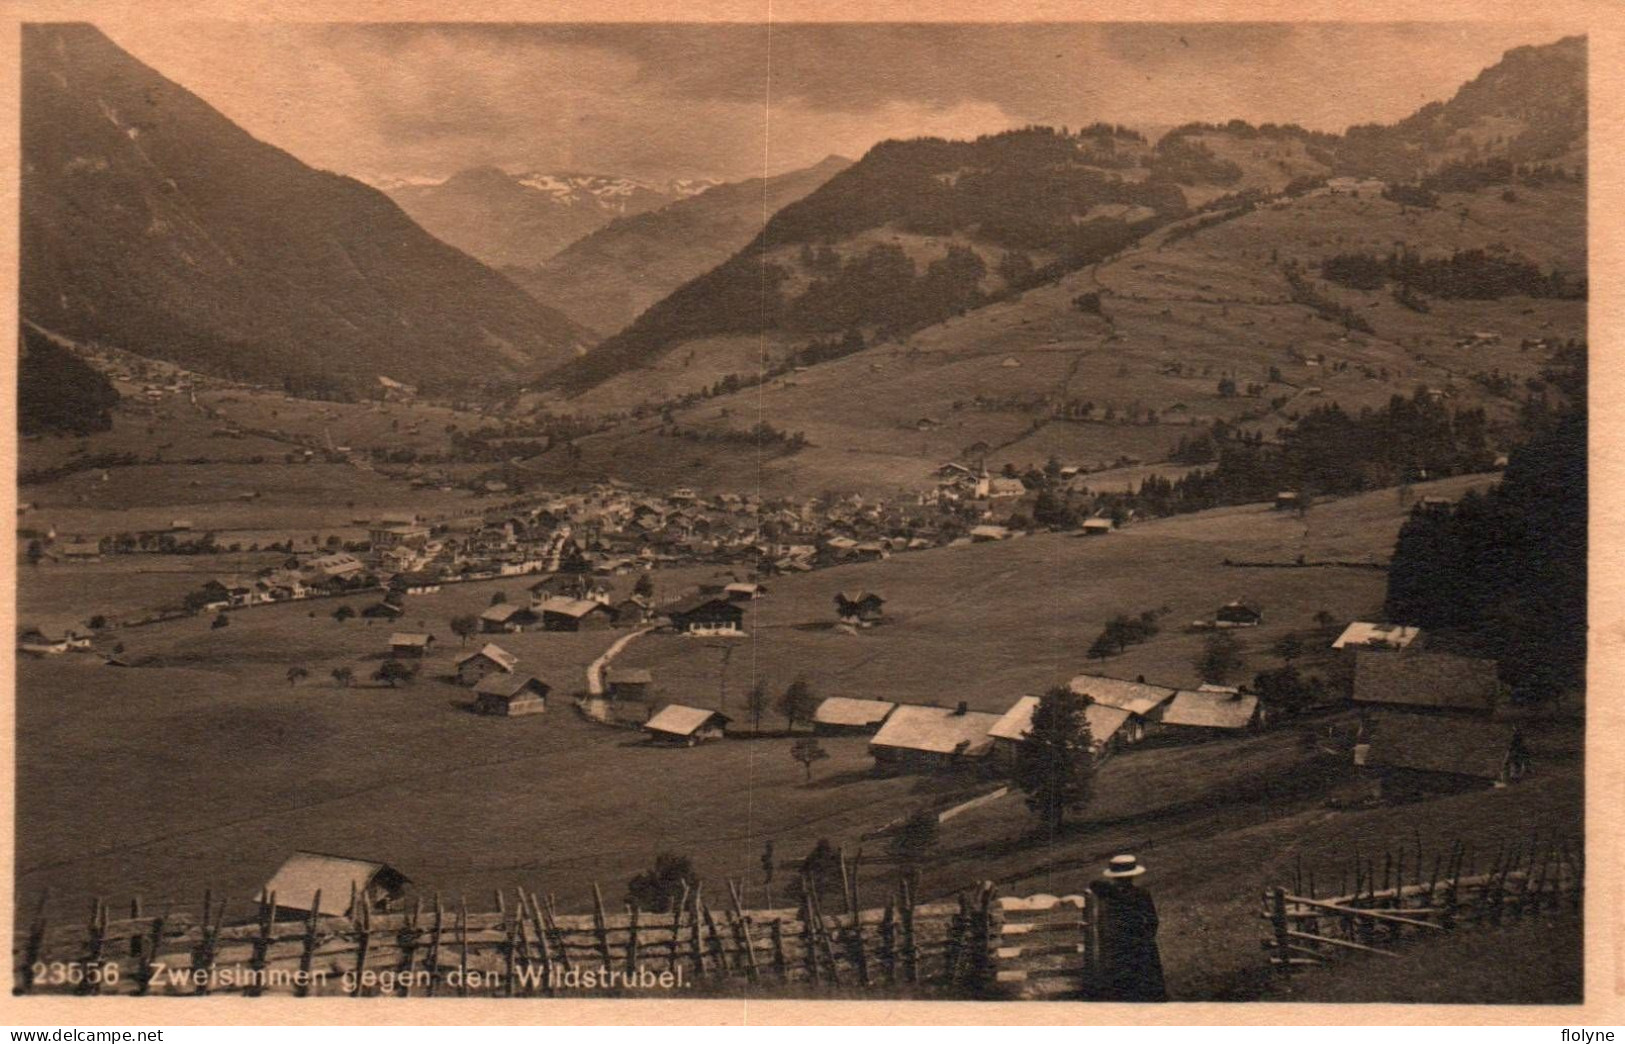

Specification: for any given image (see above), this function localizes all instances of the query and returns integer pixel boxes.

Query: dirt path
[587,626,655,695]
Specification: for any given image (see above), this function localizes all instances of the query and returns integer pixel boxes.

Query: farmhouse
[610,597,652,626]
[262,851,410,918]
[987,695,1135,763]
[480,602,540,633]
[1159,689,1262,735]
[666,597,745,636]
[1215,601,1263,627]
[472,674,549,717]
[389,632,435,659]
[455,643,518,686]
[813,696,897,735]
[724,582,767,602]
[835,590,886,626]
[606,668,653,701]
[306,552,364,580]
[1332,622,1423,651]
[644,704,731,746]
[1353,650,1501,715]
[369,521,431,550]
[1080,518,1114,536]
[1356,713,1527,797]
[869,702,1001,774]
[1066,675,1176,742]
[986,477,1027,499]
[537,597,616,632]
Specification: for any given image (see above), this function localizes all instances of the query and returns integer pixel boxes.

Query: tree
[1272,633,1304,663]
[331,667,354,688]
[450,614,479,645]
[87,615,107,630]
[332,605,356,623]
[1013,687,1096,835]
[791,839,845,905]
[791,738,830,783]
[211,612,230,630]
[746,680,770,734]
[633,573,655,599]
[373,660,417,687]
[1313,609,1337,631]
[286,666,309,687]
[626,853,700,914]
[776,677,818,730]
[890,808,940,866]
[1253,664,1313,720]
[490,591,507,606]
[1194,631,1244,685]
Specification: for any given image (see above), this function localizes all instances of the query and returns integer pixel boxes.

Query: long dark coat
[1088,879,1168,1001]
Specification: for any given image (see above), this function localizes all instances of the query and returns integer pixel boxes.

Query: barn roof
[987,695,1132,749]
[608,668,654,686]
[262,852,408,917]
[814,696,897,728]
[869,705,1000,757]
[536,597,604,618]
[389,632,434,647]
[1333,622,1423,650]
[836,590,885,605]
[1364,713,1520,780]
[480,603,532,623]
[645,704,731,737]
[667,596,742,617]
[455,643,518,672]
[1354,651,1501,713]
[724,582,764,594]
[473,673,549,699]
[1066,675,1177,717]
[1161,690,1260,730]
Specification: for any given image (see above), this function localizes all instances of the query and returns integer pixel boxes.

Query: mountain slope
[385,168,702,268]
[505,155,852,335]
[20,23,595,397]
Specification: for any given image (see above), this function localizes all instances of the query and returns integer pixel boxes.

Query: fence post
[879,899,897,986]
[1270,887,1291,969]
[352,891,372,997]
[900,877,919,985]
[667,882,688,975]
[135,905,166,997]
[800,887,820,985]
[769,918,788,982]
[426,894,445,997]
[591,883,614,970]
[457,897,470,999]
[626,902,641,976]
[18,891,49,995]
[296,891,321,998]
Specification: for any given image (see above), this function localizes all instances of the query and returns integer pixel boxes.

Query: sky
[99,21,1571,185]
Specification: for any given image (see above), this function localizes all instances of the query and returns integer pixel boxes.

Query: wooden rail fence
[1262,836,1583,971]
[15,874,1101,999]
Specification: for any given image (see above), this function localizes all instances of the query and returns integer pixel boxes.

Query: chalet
[869,702,1001,774]
[1159,688,1262,735]
[472,674,549,717]
[835,590,886,626]
[1356,713,1527,797]
[1066,675,1176,742]
[606,668,653,702]
[666,597,745,636]
[1332,622,1423,652]
[1215,601,1263,628]
[1353,650,1501,715]
[724,582,767,602]
[1080,518,1113,536]
[480,602,540,634]
[389,632,436,659]
[610,598,652,627]
[455,643,518,686]
[986,477,1027,499]
[987,695,1136,766]
[970,525,1011,543]
[644,704,731,746]
[813,697,897,735]
[850,542,890,562]
[537,597,616,632]
[261,851,409,918]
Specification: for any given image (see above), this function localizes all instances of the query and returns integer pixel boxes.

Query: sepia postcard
[1,0,1620,1027]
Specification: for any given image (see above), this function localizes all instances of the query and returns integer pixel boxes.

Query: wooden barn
[724,582,767,602]
[666,597,745,635]
[1353,650,1502,715]
[1332,622,1423,652]
[1065,675,1177,744]
[987,695,1134,765]
[834,590,886,626]
[261,851,409,918]
[812,696,897,735]
[1215,601,1263,627]
[480,602,540,634]
[537,597,617,632]
[472,674,549,717]
[869,702,1001,774]
[1356,713,1527,798]
[644,704,731,746]
[454,643,518,686]
[1158,688,1263,736]
[389,632,435,659]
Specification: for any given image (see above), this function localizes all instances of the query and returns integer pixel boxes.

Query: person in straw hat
[1087,854,1167,1001]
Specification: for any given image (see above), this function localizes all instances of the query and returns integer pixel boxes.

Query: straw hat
[1102,854,1146,878]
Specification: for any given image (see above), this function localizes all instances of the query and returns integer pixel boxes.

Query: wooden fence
[1262,837,1583,971]
[15,875,1101,999]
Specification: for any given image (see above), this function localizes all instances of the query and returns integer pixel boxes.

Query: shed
[813,696,897,735]
[261,852,409,918]
[724,582,767,602]
[1333,622,1423,651]
[473,674,549,717]
[1160,689,1262,733]
[1081,518,1113,535]
[607,667,653,701]
[1215,601,1263,627]
[644,704,731,746]
[834,590,886,626]
[454,643,518,686]
[389,632,436,659]
[667,597,745,635]
[538,597,616,632]
[869,703,1001,774]
[1353,650,1501,715]
[1358,712,1527,795]
[970,525,1011,542]
[480,602,540,633]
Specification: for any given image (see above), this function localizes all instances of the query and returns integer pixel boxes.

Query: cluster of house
[386,634,554,718]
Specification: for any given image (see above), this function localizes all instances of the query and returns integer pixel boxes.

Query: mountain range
[503,155,852,334]
[383,168,721,269]
[20,23,595,397]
